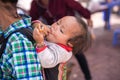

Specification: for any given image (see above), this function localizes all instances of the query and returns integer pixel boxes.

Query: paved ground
[67,12,120,80]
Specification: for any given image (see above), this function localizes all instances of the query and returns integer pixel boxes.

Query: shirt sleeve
[65,0,91,19]
[37,43,72,68]
[11,40,43,80]
[29,0,46,21]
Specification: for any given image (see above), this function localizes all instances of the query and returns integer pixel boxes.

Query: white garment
[37,41,72,68]
[17,0,33,11]
[88,0,108,13]
[91,0,106,3]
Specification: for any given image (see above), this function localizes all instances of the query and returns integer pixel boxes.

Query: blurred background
[17,0,120,80]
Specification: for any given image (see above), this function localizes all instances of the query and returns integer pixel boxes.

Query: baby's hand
[32,20,50,36]
[33,27,44,43]
[32,20,50,43]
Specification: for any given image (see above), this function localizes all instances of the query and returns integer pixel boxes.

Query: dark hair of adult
[1,0,18,3]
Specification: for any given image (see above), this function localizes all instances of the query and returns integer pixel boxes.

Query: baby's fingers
[33,28,40,38]
[43,25,51,36]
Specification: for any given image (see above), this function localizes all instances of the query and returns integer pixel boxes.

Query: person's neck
[0,2,21,31]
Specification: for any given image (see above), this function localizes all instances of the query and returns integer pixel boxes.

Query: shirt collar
[57,43,72,52]
[3,15,32,38]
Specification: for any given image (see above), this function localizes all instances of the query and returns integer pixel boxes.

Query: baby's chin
[45,36,51,42]
[46,37,56,43]
[46,34,51,41]
[46,38,53,42]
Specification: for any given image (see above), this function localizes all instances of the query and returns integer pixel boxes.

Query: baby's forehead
[61,17,79,25]
[66,23,82,35]
[61,16,76,21]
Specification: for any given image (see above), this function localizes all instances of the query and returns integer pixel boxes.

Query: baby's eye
[60,29,63,33]
[56,22,60,25]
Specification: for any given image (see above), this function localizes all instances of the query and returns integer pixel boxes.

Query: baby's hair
[68,16,92,54]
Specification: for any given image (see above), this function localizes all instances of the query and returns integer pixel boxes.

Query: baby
[33,16,92,68]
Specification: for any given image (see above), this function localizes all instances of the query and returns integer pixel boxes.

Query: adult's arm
[65,0,92,27]
[65,0,91,19]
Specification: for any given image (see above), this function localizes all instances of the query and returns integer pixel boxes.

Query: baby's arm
[36,42,72,68]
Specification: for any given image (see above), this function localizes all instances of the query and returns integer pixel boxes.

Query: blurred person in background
[88,0,112,29]
[29,0,93,80]
[103,0,120,29]
[102,0,113,30]
[88,0,120,30]
[0,0,43,79]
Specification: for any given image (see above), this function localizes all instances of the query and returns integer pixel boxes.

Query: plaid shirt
[0,16,43,80]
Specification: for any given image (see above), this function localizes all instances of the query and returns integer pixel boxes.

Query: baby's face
[46,16,81,45]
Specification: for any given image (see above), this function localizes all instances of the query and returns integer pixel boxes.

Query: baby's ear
[67,42,73,47]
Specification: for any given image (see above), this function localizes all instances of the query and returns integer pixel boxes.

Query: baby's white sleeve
[37,43,72,68]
